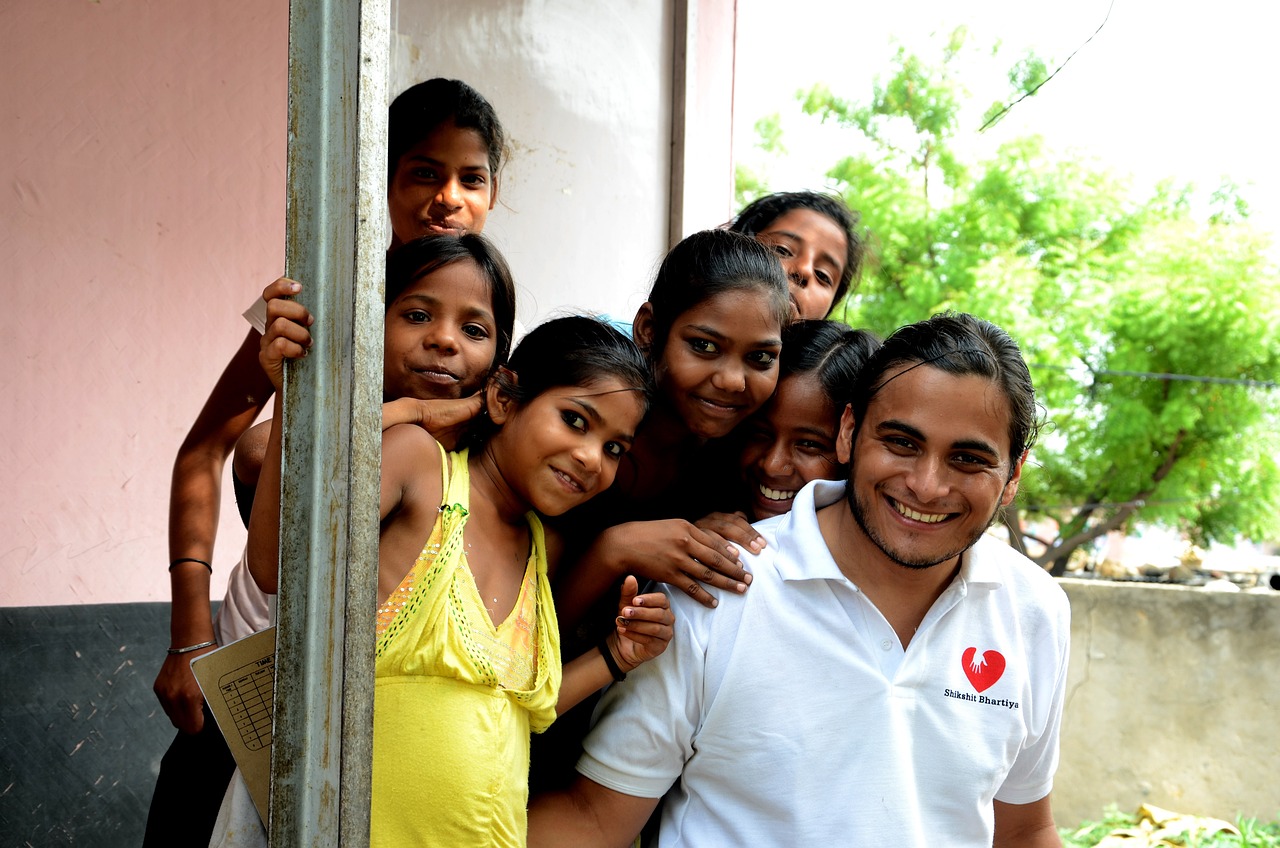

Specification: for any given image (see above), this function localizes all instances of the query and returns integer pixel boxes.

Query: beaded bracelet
[170,557,213,573]
[598,637,628,683]
[167,640,217,655]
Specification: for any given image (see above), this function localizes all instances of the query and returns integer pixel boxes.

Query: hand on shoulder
[695,511,766,555]
[381,395,483,449]
[593,519,753,609]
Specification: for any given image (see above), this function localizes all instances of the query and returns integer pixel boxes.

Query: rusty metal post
[271,0,388,844]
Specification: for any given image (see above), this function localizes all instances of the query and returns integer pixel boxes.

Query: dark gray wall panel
[1,603,181,847]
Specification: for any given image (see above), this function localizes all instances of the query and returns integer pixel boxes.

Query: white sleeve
[213,546,274,646]
[242,297,268,335]
[576,591,709,799]
[994,587,1071,804]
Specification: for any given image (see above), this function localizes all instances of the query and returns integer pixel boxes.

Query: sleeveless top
[370,446,561,847]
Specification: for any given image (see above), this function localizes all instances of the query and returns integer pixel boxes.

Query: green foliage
[734,163,768,209]
[733,114,788,208]
[1061,808,1280,847]
[1233,817,1280,847]
[1061,805,1144,846]
[983,51,1051,129]
[750,34,1280,568]
[1209,181,1251,225]
[753,113,786,154]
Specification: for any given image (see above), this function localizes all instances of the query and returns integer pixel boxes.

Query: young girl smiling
[730,190,866,320]
[723,319,879,521]
[252,280,671,845]
[554,229,792,625]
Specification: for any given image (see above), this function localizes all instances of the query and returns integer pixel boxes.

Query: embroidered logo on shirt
[961,647,1005,693]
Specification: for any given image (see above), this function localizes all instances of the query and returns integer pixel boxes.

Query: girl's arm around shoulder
[694,511,766,557]
[381,394,482,450]
[553,519,753,633]
[244,402,447,593]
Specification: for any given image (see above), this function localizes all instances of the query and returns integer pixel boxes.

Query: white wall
[391,1,676,328]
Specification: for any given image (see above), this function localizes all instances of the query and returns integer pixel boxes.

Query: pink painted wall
[1,0,734,608]
[1,1,288,605]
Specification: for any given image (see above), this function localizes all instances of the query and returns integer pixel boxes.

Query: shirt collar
[956,534,1006,589]
[771,479,1006,590]
[772,480,851,583]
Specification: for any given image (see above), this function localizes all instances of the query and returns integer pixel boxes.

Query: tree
[735,113,787,209]
[752,31,1280,572]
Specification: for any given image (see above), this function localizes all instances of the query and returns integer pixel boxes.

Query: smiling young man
[528,312,1071,848]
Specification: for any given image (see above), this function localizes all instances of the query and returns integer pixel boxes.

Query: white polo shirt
[578,479,1071,847]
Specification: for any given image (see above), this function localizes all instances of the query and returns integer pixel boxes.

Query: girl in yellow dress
[250,253,671,846]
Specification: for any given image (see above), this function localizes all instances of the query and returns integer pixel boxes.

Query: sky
[733,0,1280,237]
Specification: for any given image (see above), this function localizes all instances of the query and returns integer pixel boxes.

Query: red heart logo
[962,647,1006,693]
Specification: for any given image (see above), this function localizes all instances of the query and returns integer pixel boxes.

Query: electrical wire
[1029,362,1279,390]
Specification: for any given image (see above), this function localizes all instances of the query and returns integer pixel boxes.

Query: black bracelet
[169,557,212,574]
[598,636,627,683]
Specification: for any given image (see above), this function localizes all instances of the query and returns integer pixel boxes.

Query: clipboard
[191,626,277,823]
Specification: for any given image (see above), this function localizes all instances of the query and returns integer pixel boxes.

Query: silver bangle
[167,640,217,655]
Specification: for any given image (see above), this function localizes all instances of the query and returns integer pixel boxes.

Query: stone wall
[1055,579,1280,825]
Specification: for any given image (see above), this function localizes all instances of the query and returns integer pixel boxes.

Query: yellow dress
[371,446,561,847]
